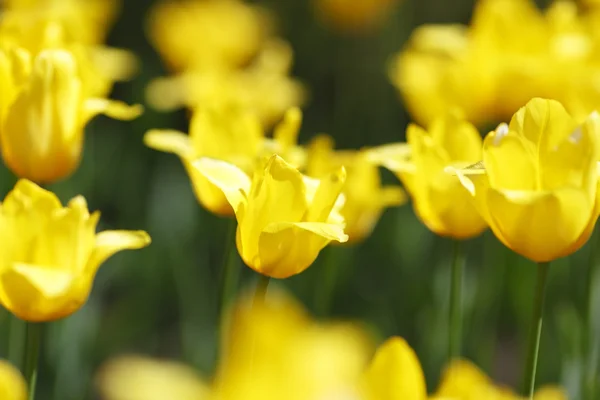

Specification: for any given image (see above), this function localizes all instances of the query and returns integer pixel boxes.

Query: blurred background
[0,0,597,398]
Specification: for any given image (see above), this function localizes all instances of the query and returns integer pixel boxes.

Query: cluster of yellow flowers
[391,0,600,127]
[96,291,566,400]
[0,1,151,398]
[145,0,306,128]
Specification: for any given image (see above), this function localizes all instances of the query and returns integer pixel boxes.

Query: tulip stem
[8,317,25,370]
[314,246,340,317]
[218,218,240,331]
[253,274,270,307]
[449,240,465,361]
[522,261,550,399]
[23,322,43,400]
[583,229,600,400]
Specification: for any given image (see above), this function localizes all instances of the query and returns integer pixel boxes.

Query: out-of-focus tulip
[455,98,600,263]
[147,0,270,72]
[146,40,306,128]
[145,106,305,216]
[97,356,209,400]
[307,135,406,243]
[369,112,487,239]
[98,291,370,400]
[313,0,402,33]
[0,48,142,184]
[362,337,427,400]
[0,180,151,322]
[194,155,348,278]
[0,360,26,400]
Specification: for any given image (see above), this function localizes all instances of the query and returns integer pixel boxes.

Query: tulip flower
[146,39,306,128]
[0,360,26,400]
[147,0,270,72]
[194,155,348,278]
[145,106,305,217]
[454,98,600,263]
[307,135,406,243]
[98,291,370,400]
[370,111,487,240]
[0,180,151,322]
[0,48,142,184]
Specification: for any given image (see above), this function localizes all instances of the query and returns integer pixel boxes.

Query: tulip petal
[367,143,414,174]
[0,360,27,400]
[274,107,302,150]
[487,187,594,262]
[86,230,151,275]
[255,222,347,278]
[83,98,143,124]
[0,263,77,322]
[192,158,251,215]
[435,360,491,398]
[429,111,482,162]
[304,167,346,223]
[1,180,61,215]
[533,385,568,400]
[144,129,194,158]
[363,337,427,400]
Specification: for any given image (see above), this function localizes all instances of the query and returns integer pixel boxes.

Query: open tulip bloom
[0,180,151,322]
[193,154,348,278]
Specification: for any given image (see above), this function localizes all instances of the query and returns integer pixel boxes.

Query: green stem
[253,274,270,307]
[218,218,240,328]
[314,247,339,317]
[8,316,25,370]
[23,322,43,400]
[584,229,600,400]
[449,240,465,361]
[522,261,550,399]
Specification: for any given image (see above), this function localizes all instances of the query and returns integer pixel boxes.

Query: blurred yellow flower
[194,155,348,278]
[0,180,151,322]
[97,356,209,400]
[0,360,26,400]
[97,290,371,400]
[362,337,427,400]
[455,98,600,263]
[434,360,569,400]
[313,0,402,33]
[146,39,306,128]
[369,112,487,239]
[0,48,142,184]
[307,135,406,243]
[145,106,305,216]
[147,0,271,72]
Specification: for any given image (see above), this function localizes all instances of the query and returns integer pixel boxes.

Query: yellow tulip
[307,135,406,243]
[147,0,270,72]
[146,39,306,128]
[0,48,142,184]
[0,180,151,322]
[454,98,600,263]
[97,356,209,400]
[194,154,348,278]
[0,360,26,400]
[98,290,370,400]
[369,112,487,239]
[144,106,305,217]
[313,0,401,33]
[362,337,427,400]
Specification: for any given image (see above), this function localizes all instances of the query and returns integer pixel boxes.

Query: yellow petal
[486,187,594,262]
[97,356,209,400]
[429,111,482,162]
[483,123,538,191]
[365,143,413,173]
[363,337,427,400]
[86,230,151,275]
[533,385,568,400]
[89,46,140,82]
[2,49,82,183]
[0,263,78,322]
[192,157,251,215]
[435,359,491,398]
[143,129,194,158]
[1,179,61,215]
[304,166,346,223]
[254,221,348,278]
[82,98,144,124]
[0,360,27,400]
[273,107,302,150]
